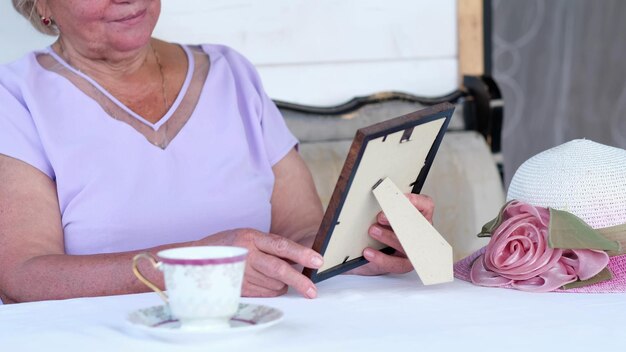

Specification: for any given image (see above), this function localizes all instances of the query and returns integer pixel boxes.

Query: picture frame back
[303,102,455,283]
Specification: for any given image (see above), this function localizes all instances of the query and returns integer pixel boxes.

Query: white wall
[1,0,458,105]
[0,3,56,62]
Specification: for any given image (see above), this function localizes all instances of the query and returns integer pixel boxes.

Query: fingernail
[364,248,375,260]
[306,286,317,299]
[311,255,324,267]
[380,213,388,223]
[369,226,382,238]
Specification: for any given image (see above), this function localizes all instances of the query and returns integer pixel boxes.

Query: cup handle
[132,252,168,303]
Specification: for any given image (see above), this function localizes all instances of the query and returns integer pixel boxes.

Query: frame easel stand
[372,177,453,285]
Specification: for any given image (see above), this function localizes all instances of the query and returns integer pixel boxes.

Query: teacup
[132,246,248,330]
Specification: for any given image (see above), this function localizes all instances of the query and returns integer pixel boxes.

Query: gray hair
[12,0,59,36]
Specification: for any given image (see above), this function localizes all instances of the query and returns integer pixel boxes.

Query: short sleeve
[205,44,298,166]
[258,88,299,165]
[0,83,54,178]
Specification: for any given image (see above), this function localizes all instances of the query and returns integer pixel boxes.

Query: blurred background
[492,0,626,187]
[2,0,625,257]
[3,0,624,186]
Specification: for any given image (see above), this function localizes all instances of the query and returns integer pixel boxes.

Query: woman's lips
[112,9,147,24]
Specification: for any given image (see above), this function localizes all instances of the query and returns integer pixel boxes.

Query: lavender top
[0,44,297,255]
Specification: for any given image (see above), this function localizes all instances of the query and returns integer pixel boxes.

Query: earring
[41,16,52,26]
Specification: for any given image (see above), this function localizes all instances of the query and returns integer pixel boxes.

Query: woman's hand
[199,228,323,299]
[347,194,435,276]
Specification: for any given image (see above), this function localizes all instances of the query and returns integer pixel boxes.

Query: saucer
[126,303,283,343]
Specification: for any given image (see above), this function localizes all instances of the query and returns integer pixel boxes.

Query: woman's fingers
[407,193,435,222]
[249,251,318,299]
[222,229,322,298]
[245,263,286,291]
[367,194,434,275]
[241,281,288,297]
[363,248,413,274]
[368,224,406,256]
[377,193,435,225]
[253,233,324,269]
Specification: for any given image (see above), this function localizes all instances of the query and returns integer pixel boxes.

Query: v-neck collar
[46,44,195,131]
[38,45,211,149]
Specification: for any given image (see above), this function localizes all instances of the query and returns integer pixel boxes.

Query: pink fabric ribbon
[470,201,609,292]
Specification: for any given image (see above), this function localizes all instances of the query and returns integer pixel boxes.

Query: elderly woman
[0,0,435,304]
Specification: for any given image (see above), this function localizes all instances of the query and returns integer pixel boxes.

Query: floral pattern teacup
[132,246,248,330]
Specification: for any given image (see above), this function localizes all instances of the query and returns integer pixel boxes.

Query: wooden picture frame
[303,102,455,283]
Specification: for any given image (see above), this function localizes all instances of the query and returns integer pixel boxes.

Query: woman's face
[39,0,161,55]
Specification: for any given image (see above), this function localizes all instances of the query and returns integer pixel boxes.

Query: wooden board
[2,1,459,104]
[154,0,458,104]
[458,0,485,78]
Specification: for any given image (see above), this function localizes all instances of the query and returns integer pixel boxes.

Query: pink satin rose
[470,201,609,292]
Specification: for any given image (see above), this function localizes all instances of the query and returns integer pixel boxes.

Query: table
[2,273,625,351]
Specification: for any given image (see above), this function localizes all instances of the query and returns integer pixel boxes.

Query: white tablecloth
[2,273,625,351]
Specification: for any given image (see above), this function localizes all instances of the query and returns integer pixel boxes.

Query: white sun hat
[454,139,626,293]
[507,139,626,229]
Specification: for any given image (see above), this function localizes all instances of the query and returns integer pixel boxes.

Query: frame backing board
[304,103,454,283]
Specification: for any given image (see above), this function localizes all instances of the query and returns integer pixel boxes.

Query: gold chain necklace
[151,44,169,112]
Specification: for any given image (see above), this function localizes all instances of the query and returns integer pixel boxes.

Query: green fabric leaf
[478,201,514,238]
[548,208,621,251]
[562,267,613,290]
[596,224,626,256]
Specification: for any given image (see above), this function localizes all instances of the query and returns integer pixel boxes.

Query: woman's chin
[104,15,159,53]
[106,31,155,53]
